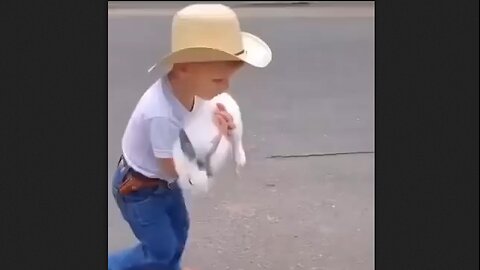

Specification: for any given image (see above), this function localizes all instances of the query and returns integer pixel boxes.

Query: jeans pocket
[128,192,170,226]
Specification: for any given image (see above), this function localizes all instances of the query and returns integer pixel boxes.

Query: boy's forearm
[157,158,178,179]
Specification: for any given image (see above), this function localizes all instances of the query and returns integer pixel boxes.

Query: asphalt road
[108,3,374,270]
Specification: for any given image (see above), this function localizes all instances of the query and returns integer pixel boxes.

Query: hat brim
[150,32,272,72]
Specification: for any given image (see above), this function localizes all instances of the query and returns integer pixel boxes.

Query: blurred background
[108,1,374,269]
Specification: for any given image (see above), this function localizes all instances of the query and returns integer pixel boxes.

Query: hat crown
[171,4,244,54]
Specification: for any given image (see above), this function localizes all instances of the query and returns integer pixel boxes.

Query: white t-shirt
[121,76,193,181]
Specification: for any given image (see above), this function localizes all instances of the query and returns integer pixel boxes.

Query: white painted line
[147,64,157,73]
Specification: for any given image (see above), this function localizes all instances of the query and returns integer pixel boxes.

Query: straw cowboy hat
[149,4,272,72]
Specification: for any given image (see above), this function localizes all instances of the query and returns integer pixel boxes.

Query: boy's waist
[118,155,177,195]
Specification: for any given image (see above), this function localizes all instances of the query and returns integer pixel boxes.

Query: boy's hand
[213,103,235,137]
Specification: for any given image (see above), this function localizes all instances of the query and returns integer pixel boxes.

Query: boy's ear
[171,63,189,76]
[177,63,190,73]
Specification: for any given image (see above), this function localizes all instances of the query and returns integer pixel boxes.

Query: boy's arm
[149,117,179,179]
[157,158,178,179]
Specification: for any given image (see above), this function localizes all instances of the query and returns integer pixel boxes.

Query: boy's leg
[109,164,180,270]
[109,199,178,270]
[167,188,190,269]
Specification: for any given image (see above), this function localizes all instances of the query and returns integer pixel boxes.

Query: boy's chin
[196,91,225,100]
[196,94,215,100]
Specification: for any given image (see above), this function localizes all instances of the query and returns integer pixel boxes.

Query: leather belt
[117,155,175,195]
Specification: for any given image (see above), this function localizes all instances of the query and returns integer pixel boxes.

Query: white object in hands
[172,92,246,193]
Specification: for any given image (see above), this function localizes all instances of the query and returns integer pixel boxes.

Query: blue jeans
[108,162,189,270]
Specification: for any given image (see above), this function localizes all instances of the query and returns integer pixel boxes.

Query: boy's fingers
[225,112,233,123]
[215,104,233,122]
[216,103,226,111]
[216,113,235,129]
[214,113,229,126]
[213,110,235,136]
[215,111,233,123]
[214,115,225,126]
[213,115,229,135]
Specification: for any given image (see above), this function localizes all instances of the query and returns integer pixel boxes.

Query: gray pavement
[108,2,374,270]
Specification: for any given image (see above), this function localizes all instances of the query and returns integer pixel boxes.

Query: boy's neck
[167,72,195,111]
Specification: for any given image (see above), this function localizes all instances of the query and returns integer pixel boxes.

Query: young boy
[108,4,272,270]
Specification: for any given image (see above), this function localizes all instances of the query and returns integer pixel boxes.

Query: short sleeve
[149,117,179,158]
